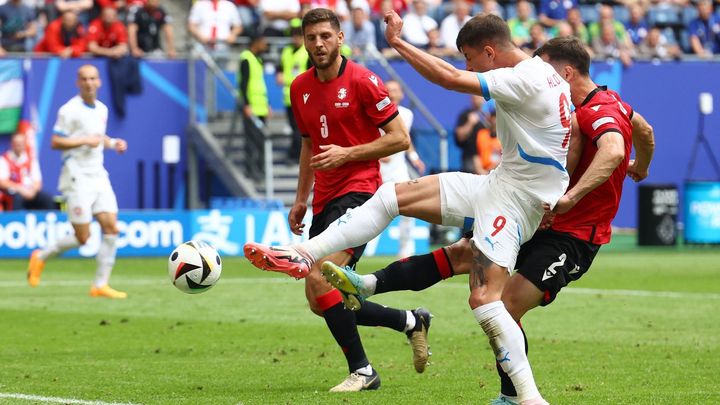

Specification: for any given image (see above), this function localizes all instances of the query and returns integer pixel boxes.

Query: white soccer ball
[168,240,222,294]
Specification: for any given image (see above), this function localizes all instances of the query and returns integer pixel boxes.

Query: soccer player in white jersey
[379,80,425,258]
[27,64,129,299]
[245,13,571,403]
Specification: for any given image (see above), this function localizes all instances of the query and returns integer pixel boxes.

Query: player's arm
[289,136,314,235]
[309,115,410,170]
[627,111,655,182]
[554,131,625,214]
[565,113,584,175]
[383,11,485,96]
[51,134,102,150]
[103,135,128,153]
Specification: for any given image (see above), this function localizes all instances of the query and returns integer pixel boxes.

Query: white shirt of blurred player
[189,0,241,41]
[53,95,110,190]
[0,150,41,187]
[479,56,571,205]
[259,0,300,32]
[402,11,438,47]
[380,105,414,183]
[440,13,471,49]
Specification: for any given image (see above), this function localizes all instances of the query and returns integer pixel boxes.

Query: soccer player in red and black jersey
[318,36,655,403]
[245,8,432,392]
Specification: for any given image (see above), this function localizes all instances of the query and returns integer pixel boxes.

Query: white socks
[94,234,118,288]
[300,182,400,262]
[473,301,540,402]
[39,233,80,261]
[403,310,416,332]
[354,364,373,376]
[360,274,378,296]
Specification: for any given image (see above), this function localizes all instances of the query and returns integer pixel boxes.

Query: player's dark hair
[534,36,590,76]
[302,8,341,33]
[456,14,513,52]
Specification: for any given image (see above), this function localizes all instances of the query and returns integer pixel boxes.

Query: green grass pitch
[1,238,719,404]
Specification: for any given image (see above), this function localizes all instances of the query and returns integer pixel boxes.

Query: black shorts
[309,192,373,268]
[515,229,601,306]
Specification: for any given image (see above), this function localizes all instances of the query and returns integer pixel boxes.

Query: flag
[0,60,23,134]
[17,59,39,158]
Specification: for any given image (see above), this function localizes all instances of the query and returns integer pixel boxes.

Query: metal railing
[188,40,275,201]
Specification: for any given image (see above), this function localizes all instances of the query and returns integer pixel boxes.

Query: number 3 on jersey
[559,93,572,148]
[320,114,329,138]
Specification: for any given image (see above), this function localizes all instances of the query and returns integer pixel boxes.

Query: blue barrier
[0,209,430,258]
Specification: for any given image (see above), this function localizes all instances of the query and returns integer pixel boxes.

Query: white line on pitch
[0,277,718,300]
[0,392,141,405]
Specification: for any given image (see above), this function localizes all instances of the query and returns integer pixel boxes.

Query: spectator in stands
[236,0,259,37]
[474,100,500,175]
[0,133,55,211]
[538,0,577,28]
[34,10,87,57]
[589,4,632,49]
[637,26,681,60]
[342,1,375,54]
[565,7,590,45]
[372,0,396,52]
[87,6,128,58]
[369,0,408,16]
[520,21,546,54]
[592,20,634,66]
[478,0,503,18]
[307,0,355,21]
[54,0,92,26]
[259,0,299,36]
[127,0,176,58]
[91,0,127,22]
[688,0,720,57]
[401,0,437,48]
[508,0,536,46]
[426,27,457,56]
[188,0,241,52]
[0,0,37,53]
[239,33,270,122]
[625,4,649,45]
[454,95,485,174]
[439,0,470,51]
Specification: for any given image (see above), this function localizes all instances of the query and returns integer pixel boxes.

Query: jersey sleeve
[577,105,626,144]
[357,72,398,128]
[289,80,309,137]
[53,105,70,137]
[477,66,532,105]
[0,158,9,181]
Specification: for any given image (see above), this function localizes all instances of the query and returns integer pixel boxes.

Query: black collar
[581,85,608,106]
[314,56,348,78]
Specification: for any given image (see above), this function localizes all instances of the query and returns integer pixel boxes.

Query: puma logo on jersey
[484,236,499,250]
[303,93,310,104]
[568,264,580,275]
[369,75,378,87]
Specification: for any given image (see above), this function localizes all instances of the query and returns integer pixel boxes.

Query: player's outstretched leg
[27,233,81,287]
[244,242,312,279]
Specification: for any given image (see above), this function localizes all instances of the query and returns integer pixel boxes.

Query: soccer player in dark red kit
[245,8,432,392]
[320,36,655,403]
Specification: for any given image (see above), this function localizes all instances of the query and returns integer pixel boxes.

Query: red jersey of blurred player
[290,57,399,214]
[551,87,634,244]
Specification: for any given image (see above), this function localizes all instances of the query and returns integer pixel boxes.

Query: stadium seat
[647,5,681,28]
[579,4,600,23]
[682,6,699,26]
[613,5,630,25]
[661,27,678,45]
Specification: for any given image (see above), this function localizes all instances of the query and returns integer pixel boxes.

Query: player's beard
[311,46,340,70]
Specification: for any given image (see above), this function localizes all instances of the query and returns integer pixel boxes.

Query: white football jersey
[478,56,571,205]
[380,105,414,183]
[53,96,109,189]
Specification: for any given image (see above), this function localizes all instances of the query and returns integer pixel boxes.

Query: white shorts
[63,174,118,224]
[438,171,544,272]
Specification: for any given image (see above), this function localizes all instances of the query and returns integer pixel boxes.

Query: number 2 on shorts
[491,215,506,237]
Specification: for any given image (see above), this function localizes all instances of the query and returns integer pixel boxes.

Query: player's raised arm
[627,111,655,182]
[554,130,625,214]
[383,11,482,96]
